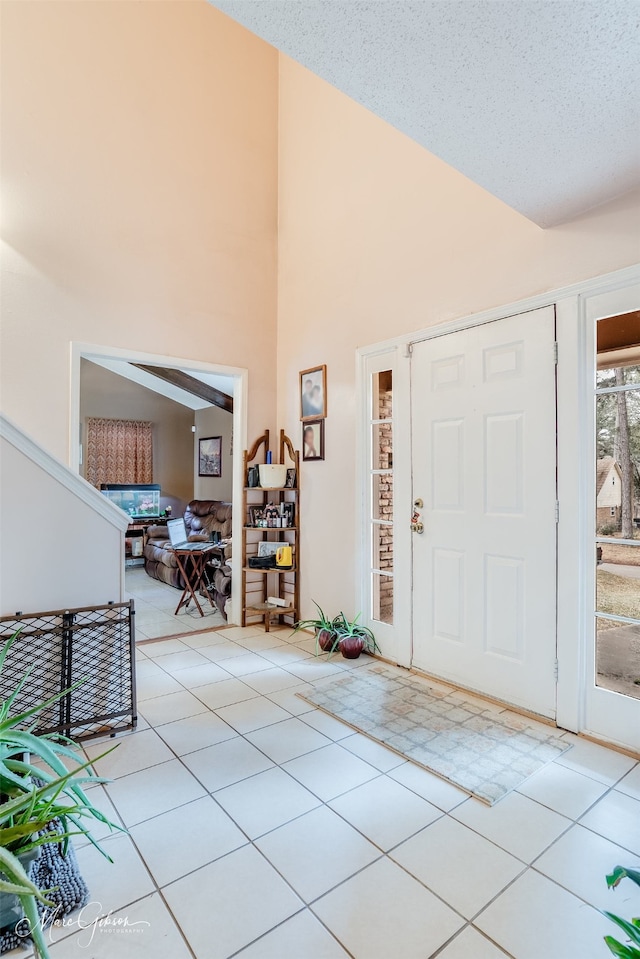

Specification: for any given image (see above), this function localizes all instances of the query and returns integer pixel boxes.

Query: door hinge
[555,500,560,524]
[553,659,559,681]
[405,342,414,358]
[553,341,558,365]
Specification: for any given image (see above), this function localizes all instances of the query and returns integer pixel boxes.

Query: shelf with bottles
[241,429,300,628]
[245,499,296,530]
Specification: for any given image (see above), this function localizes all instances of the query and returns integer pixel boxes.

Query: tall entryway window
[594,314,640,700]
[371,370,394,625]
[360,349,412,664]
[581,288,640,752]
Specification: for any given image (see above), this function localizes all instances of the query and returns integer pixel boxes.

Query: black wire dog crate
[0,600,137,741]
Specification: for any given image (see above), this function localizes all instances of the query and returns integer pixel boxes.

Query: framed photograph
[198,436,222,477]
[247,506,264,527]
[285,468,297,488]
[302,419,324,461]
[283,502,296,527]
[300,364,327,421]
[257,541,288,558]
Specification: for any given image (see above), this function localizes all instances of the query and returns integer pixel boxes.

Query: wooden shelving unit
[241,429,300,630]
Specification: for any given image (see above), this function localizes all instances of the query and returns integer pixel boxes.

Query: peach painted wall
[194,405,234,502]
[276,57,640,619]
[0,0,278,458]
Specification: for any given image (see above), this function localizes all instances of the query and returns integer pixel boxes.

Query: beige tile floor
[7,573,640,958]
[126,566,223,639]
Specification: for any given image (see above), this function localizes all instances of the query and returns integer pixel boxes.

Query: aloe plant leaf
[603,935,640,958]
[0,750,119,840]
[0,631,126,957]
[0,678,86,734]
[0,634,17,674]
[0,728,85,778]
[19,888,54,959]
[603,912,640,947]
[608,867,640,891]
[0,845,52,904]
[0,877,36,895]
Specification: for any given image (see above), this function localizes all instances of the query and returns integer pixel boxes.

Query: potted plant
[0,633,122,958]
[334,612,380,659]
[292,601,341,655]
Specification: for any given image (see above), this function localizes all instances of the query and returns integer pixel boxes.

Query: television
[100,484,161,519]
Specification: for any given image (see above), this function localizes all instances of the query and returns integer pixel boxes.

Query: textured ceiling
[210,0,640,227]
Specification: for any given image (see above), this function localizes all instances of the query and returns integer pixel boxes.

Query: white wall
[0,1,278,461]
[0,431,124,615]
[194,406,234,502]
[4,5,640,632]
[276,56,640,622]
[0,1,277,619]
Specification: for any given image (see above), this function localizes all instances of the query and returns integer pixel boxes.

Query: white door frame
[357,264,640,739]
[69,342,248,626]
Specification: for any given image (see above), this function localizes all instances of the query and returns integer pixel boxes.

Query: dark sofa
[144,500,233,617]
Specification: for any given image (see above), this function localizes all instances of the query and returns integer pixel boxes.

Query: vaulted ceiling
[211,0,640,227]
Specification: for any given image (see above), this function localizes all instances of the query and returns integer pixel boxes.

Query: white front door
[410,307,558,717]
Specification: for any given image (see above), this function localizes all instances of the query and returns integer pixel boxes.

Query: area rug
[299,662,572,805]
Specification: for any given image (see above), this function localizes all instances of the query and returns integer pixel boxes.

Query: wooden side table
[171,547,216,617]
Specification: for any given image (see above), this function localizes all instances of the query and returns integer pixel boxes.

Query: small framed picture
[257,541,288,558]
[300,365,327,421]
[302,420,324,461]
[198,436,222,477]
[285,468,297,488]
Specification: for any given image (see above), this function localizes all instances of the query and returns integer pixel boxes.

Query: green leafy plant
[0,632,122,958]
[292,601,341,655]
[603,865,640,958]
[334,612,380,658]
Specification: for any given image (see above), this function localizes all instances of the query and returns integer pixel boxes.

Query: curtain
[86,418,153,488]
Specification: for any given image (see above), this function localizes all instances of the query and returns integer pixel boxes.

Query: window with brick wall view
[371,371,393,624]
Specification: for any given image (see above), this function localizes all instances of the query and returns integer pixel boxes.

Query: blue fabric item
[0,821,89,953]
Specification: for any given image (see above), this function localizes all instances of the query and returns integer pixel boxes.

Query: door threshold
[574,728,640,762]
[379,655,640,759]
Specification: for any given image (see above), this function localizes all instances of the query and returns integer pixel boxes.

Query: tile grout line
[98,599,640,957]
[133,635,523,954]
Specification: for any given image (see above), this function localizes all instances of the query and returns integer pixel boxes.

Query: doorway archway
[70,342,248,626]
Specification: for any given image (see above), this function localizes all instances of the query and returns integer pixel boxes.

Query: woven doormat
[0,823,89,954]
[299,662,571,805]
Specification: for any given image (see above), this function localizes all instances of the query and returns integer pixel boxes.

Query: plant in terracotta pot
[0,633,122,958]
[291,602,341,656]
[334,613,380,659]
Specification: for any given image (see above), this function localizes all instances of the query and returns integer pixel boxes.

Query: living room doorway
[70,342,248,626]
